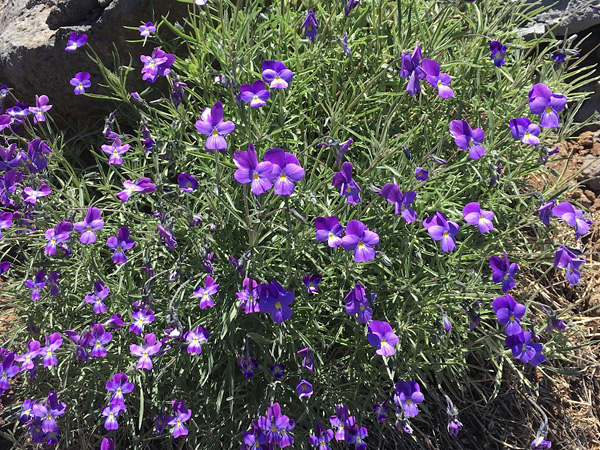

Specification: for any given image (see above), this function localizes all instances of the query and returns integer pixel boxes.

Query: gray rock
[532,0,600,35]
[579,156,600,193]
[0,0,189,122]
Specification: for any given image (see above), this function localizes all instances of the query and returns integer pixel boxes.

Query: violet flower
[554,245,585,285]
[101,438,114,450]
[348,426,368,450]
[296,380,313,398]
[492,294,526,335]
[490,40,506,66]
[337,32,352,56]
[529,83,567,128]
[89,324,112,357]
[70,72,91,95]
[367,320,398,356]
[302,9,319,42]
[194,101,235,153]
[236,278,260,314]
[489,252,518,291]
[462,202,494,233]
[505,330,545,366]
[16,340,41,371]
[116,177,156,202]
[552,201,593,239]
[106,373,134,404]
[23,184,51,204]
[237,355,258,377]
[129,308,155,335]
[74,206,104,244]
[449,119,485,160]
[233,143,274,195]
[329,405,355,441]
[140,48,175,83]
[130,333,162,370]
[302,274,322,294]
[262,61,293,89]
[315,216,343,247]
[259,281,294,323]
[107,226,135,264]
[379,179,417,223]
[345,0,359,16]
[139,22,156,37]
[41,332,63,367]
[193,276,219,309]
[258,403,295,447]
[44,221,71,256]
[344,283,372,323]
[157,224,177,249]
[240,80,270,107]
[31,391,66,432]
[0,352,19,394]
[394,380,424,417]
[421,58,454,98]
[101,138,130,165]
[270,364,285,378]
[399,45,425,95]
[25,269,47,301]
[85,281,110,314]
[332,161,361,204]
[65,33,87,51]
[0,211,13,239]
[415,167,429,181]
[102,403,126,430]
[423,211,459,252]
[178,173,198,193]
[448,420,463,437]
[373,401,388,423]
[184,325,210,354]
[308,421,334,449]
[29,95,52,123]
[297,347,314,372]
[264,148,305,195]
[509,117,540,145]
[168,400,192,438]
[341,220,379,262]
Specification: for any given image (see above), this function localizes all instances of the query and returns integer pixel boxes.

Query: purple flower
[89,324,112,357]
[509,117,541,145]
[531,437,552,449]
[259,281,294,323]
[23,184,51,204]
[240,80,270,107]
[337,32,352,56]
[270,364,285,378]
[449,120,485,160]
[423,211,459,252]
[0,144,22,171]
[41,332,63,367]
[19,399,34,422]
[505,330,545,366]
[308,421,334,449]
[262,61,293,89]
[421,58,454,98]
[31,391,66,432]
[552,201,593,239]
[171,80,187,107]
[302,9,319,42]
[237,355,259,377]
[64,329,91,361]
[0,211,13,239]
[394,380,424,417]
[302,274,322,294]
[101,438,114,450]
[297,347,314,372]
[16,340,41,371]
[106,373,134,404]
[184,326,210,354]
[554,245,585,286]
[448,419,463,437]
[441,310,452,332]
[65,33,87,51]
[29,95,52,123]
[116,177,156,202]
[74,206,104,244]
[84,281,110,314]
[348,426,368,450]
[489,252,518,291]
[102,403,126,430]
[107,226,135,264]
[367,320,398,356]
[168,400,192,438]
[140,48,175,83]
[315,216,343,247]
[194,101,235,153]
[329,405,355,441]
[157,224,177,249]
[341,220,379,263]
[492,294,526,335]
[25,269,47,301]
[178,173,198,193]
[0,352,19,394]
[264,148,305,195]
[44,221,71,256]
[296,380,313,398]
[373,401,388,423]
[258,403,295,447]
[101,138,130,165]
[233,143,274,195]
[0,261,9,276]
[193,275,219,309]
[236,278,260,314]
[380,179,417,223]
[332,161,361,204]
[129,308,155,335]
[345,0,359,15]
[139,22,156,37]
[344,283,372,323]
[414,167,428,181]
[130,333,162,370]
[529,83,567,128]
[47,271,60,296]
[399,45,425,95]
[490,40,506,66]
[70,72,91,95]
[462,202,494,233]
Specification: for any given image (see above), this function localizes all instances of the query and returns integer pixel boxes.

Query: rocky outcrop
[532,0,600,35]
[0,0,189,121]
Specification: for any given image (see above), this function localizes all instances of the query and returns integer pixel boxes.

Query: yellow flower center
[443,231,448,238]
[360,305,365,311]
[87,226,92,232]
[275,301,281,309]
[545,106,552,113]
[307,25,312,31]
[381,339,387,345]
[358,241,364,249]
[212,129,218,136]
[253,173,259,180]
[509,315,515,322]
[280,174,287,181]
[143,352,148,357]
[275,76,281,82]
[406,399,412,405]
